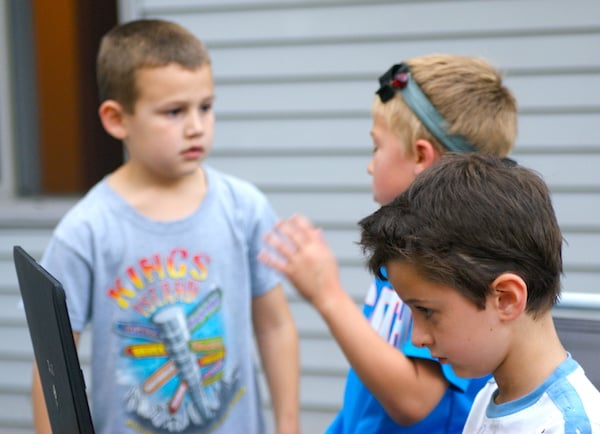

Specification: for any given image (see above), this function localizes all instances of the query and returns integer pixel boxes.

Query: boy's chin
[450,364,489,379]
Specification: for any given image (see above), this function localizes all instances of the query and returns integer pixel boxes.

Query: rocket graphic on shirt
[107,248,244,433]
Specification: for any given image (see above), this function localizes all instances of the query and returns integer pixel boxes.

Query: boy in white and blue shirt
[358,153,600,434]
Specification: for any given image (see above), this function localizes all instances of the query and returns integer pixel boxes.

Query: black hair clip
[376,63,411,103]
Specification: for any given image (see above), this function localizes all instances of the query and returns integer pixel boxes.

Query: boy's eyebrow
[402,298,425,306]
[403,296,440,307]
[158,95,215,106]
[199,95,216,104]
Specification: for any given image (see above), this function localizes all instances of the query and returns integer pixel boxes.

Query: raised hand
[259,214,343,311]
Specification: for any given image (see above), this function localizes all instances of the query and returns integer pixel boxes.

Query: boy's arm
[31,332,81,434]
[31,362,51,434]
[252,284,300,434]
[260,215,447,425]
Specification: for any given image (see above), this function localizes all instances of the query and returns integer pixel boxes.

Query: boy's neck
[493,312,567,404]
[107,164,207,221]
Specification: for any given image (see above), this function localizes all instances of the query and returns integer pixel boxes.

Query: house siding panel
[1,1,598,432]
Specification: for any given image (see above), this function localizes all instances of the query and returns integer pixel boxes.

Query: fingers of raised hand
[260,215,322,272]
[257,248,288,273]
[263,227,297,258]
[287,214,324,246]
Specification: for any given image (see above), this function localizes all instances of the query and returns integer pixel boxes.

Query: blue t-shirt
[326,273,490,434]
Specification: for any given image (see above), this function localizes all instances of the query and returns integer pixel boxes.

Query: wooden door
[32,0,121,194]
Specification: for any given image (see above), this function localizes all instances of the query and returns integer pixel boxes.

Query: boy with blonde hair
[359,153,600,433]
[32,19,299,434]
[260,54,516,432]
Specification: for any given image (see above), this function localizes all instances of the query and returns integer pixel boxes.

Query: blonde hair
[97,19,211,113]
[372,54,517,157]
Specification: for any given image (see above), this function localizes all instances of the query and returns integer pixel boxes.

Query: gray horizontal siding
[1,0,598,432]
[210,74,600,114]
[144,0,600,44]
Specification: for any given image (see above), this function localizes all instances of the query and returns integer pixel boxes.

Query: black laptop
[13,246,95,433]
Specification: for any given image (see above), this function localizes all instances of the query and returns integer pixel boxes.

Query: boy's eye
[415,306,434,319]
[200,103,212,113]
[165,107,182,117]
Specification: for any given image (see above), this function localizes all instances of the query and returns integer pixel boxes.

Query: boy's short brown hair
[97,19,211,113]
[373,54,517,157]
[359,153,562,316]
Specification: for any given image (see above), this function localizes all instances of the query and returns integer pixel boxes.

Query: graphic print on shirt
[108,248,242,433]
[363,278,412,348]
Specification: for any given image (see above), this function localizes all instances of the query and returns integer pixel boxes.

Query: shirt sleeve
[40,235,93,332]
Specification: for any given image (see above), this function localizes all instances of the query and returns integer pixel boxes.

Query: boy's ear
[414,139,441,175]
[98,100,128,140]
[490,273,528,321]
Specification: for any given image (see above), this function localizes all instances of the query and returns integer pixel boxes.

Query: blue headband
[376,63,476,153]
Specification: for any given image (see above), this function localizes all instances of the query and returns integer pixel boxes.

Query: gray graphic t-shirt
[41,165,279,434]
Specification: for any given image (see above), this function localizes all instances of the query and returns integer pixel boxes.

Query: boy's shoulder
[204,165,277,234]
[60,178,114,220]
[52,178,119,234]
[205,165,269,209]
[206,165,260,192]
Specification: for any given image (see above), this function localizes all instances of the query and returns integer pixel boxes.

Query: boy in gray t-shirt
[32,19,299,434]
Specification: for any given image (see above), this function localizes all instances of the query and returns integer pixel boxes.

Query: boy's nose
[367,158,374,175]
[185,112,204,136]
[410,321,433,349]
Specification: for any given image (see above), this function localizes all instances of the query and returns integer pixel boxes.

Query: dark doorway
[11,0,121,195]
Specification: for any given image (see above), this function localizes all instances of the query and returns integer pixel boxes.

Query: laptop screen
[13,245,95,434]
